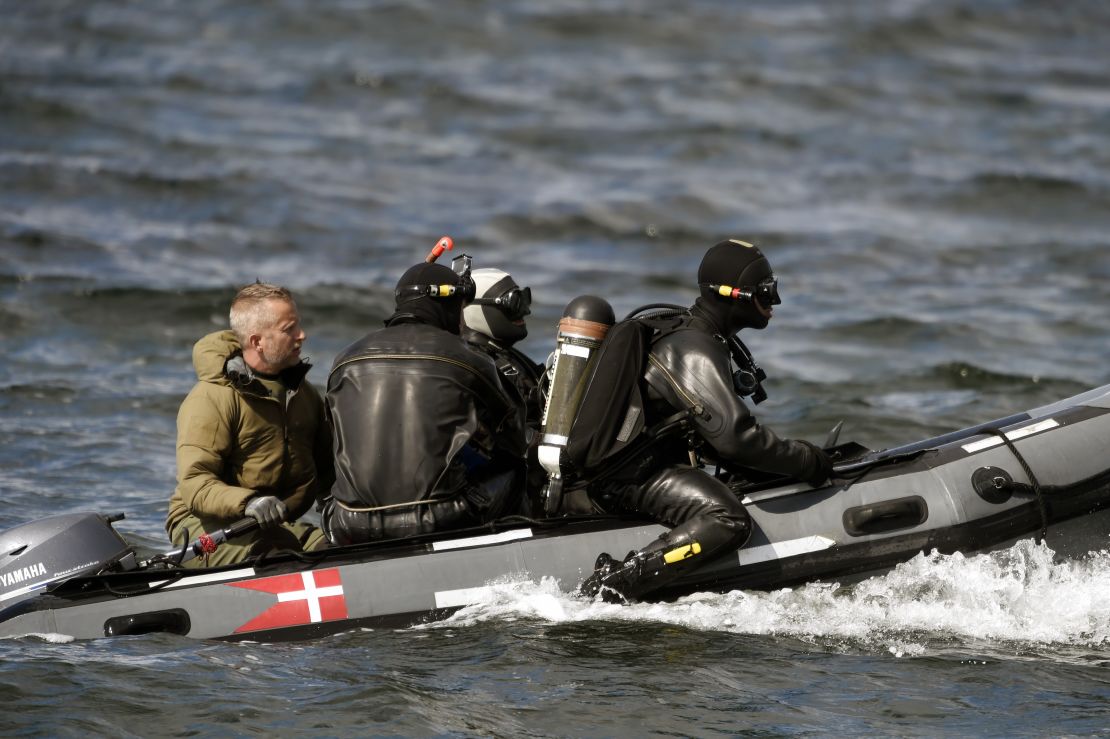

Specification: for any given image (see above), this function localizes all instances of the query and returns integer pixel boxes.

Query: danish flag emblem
[230,568,348,633]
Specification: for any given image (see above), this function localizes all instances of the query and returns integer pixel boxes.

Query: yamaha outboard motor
[537,295,616,515]
[0,513,138,607]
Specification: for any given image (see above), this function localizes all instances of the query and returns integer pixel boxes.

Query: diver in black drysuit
[579,239,834,602]
[461,267,544,429]
[322,261,528,544]
[462,267,548,511]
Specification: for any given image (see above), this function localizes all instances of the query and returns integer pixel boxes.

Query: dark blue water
[3,1,1110,735]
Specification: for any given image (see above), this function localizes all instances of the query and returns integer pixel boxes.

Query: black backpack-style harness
[562,308,696,480]
[563,305,769,484]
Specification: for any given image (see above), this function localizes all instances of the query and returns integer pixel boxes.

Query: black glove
[798,441,834,488]
[245,495,288,530]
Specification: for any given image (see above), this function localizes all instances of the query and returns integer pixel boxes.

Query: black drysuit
[583,303,828,601]
[323,309,527,544]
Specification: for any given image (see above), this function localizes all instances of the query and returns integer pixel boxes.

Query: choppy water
[2,0,1110,735]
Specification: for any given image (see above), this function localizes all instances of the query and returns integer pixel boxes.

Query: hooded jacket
[166,330,334,533]
[326,318,527,511]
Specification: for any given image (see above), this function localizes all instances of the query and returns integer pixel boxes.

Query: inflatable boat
[2,383,1109,642]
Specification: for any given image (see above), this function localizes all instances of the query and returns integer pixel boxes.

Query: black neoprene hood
[694,239,776,333]
[697,239,772,289]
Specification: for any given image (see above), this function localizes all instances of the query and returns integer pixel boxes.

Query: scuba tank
[537,295,615,515]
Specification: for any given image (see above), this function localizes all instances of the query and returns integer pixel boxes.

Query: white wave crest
[425,540,1110,652]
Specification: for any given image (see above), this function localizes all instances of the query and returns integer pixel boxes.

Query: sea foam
[427,539,1110,653]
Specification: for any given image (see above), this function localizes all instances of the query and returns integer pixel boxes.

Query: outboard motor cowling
[537,295,615,515]
[0,513,137,607]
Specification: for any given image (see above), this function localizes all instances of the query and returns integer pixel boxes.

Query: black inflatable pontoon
[2,383,1109,642]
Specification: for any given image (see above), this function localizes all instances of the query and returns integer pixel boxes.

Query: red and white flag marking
[230,568,348,633]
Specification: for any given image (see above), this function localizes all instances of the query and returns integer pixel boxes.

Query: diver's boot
[578,541,703,604]
[576,552,619,600]
[595,549,665,603]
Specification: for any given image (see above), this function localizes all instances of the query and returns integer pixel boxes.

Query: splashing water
[427,540,1110,655]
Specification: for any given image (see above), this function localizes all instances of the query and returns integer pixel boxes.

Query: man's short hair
[229,282,295,344]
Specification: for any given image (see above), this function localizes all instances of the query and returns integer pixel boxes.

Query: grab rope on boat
[984,426,1048,543]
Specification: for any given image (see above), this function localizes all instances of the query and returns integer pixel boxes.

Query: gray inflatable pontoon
[2,383,1110,642]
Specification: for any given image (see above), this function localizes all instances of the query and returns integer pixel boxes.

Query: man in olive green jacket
[166,283,334,567]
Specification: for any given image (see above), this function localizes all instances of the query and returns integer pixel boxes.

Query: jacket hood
[192,330,241,384]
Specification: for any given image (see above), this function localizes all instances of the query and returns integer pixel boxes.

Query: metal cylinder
[538,296,615,514]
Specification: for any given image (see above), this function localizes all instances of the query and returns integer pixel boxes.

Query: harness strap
[586,409,695,485]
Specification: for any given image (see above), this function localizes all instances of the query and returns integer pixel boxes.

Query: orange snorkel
[425,236,454,263]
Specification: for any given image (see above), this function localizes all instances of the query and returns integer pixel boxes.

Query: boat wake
[426,539,1110,654]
